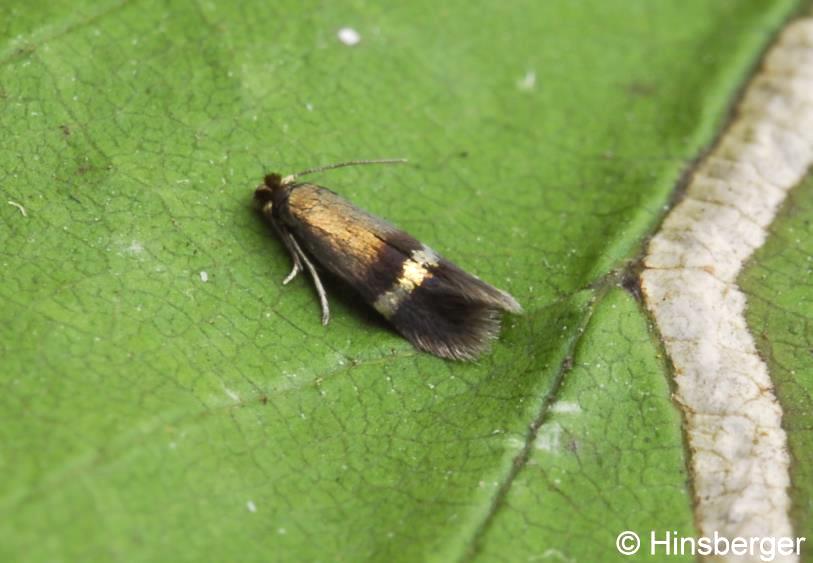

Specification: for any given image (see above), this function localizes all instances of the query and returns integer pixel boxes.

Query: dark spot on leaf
[15,45,35,57]
[621,274,642,301]
[562,355,573,371]
[625,81,657,97]
[60,124,71,136]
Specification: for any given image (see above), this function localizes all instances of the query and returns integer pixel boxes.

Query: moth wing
[283,184,410,301]
[284,184,522,360]
[388,257,522,360]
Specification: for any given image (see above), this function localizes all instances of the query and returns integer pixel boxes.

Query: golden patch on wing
[287,185,389,273]
[374,258,433,318]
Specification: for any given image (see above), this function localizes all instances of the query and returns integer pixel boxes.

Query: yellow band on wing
[373,246,439,318]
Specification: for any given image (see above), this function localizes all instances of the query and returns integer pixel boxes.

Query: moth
[254,160,522,360]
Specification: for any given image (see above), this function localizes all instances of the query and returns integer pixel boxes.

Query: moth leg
[281,238,303,285]
[283,261,301,285]
[288,235,330,326]
[274,224,303,284]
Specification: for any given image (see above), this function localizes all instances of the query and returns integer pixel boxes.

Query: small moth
[254,159,522,360]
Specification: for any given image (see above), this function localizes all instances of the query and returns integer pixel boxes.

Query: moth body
[254,164,522,360]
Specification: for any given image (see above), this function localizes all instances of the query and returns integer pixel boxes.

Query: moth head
[254,173,293,215]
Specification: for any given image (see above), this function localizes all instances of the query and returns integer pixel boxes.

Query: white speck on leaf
[246,500,257,513]
[535,423,562,452]
[540,548,574,562]
[125,240,144,255]
[199,271,208,282]
[224,387,240,402]
[550,401,581,414]
[505,436,525,451]
[337,27,361,46]
[7,201,27,217]
[517,70,536,91]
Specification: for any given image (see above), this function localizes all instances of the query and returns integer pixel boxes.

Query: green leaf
[741,173,813,551]
[0,1,806,561]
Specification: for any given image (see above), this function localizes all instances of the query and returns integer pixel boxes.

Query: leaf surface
[0,1,807,561]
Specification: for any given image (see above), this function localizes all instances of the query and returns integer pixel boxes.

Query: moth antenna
[292,158,408,179]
